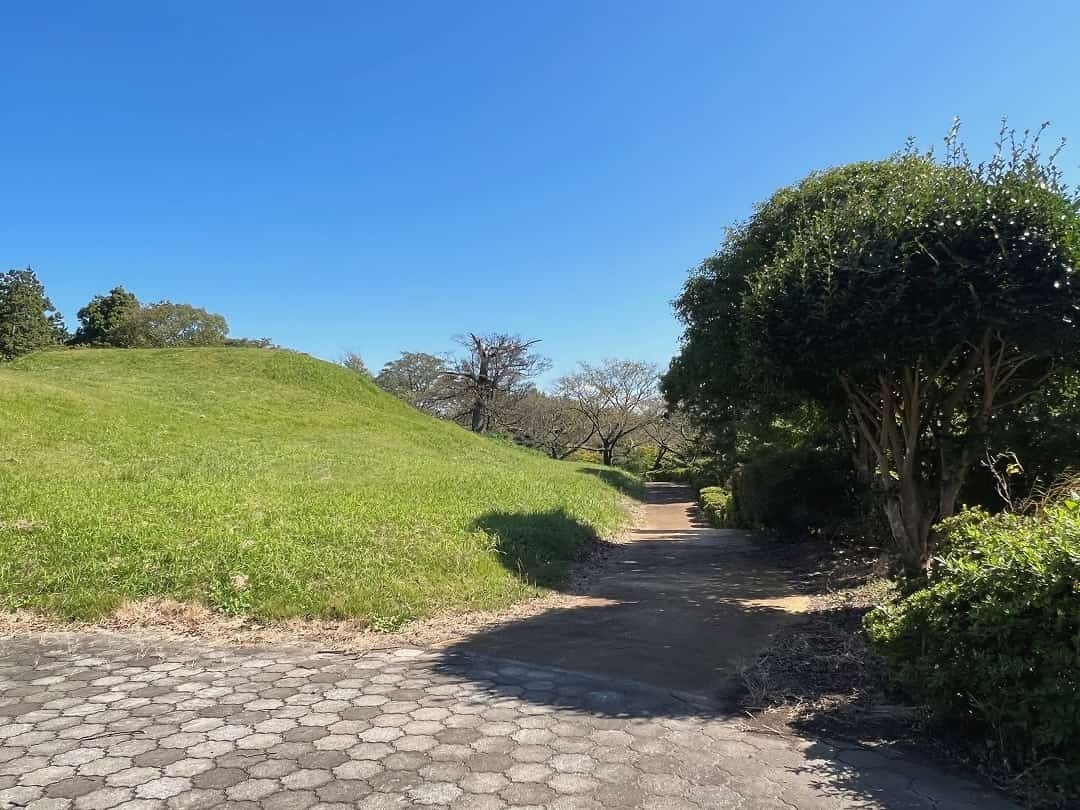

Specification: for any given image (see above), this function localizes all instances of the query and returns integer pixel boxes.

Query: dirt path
[445,482,814,700]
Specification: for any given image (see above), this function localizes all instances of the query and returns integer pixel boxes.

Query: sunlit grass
[0,348,639,626]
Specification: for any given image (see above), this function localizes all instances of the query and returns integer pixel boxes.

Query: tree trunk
[882,479,933,577]
[470,352,490,432]
[601,443,615,465]
[650,446,667,471]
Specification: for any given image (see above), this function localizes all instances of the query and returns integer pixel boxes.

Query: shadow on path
[429,482,1016,807]
[444,483,813,708]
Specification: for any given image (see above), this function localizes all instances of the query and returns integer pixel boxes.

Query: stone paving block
[0,636,1017,810]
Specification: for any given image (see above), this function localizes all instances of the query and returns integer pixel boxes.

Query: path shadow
[452,497,817,710]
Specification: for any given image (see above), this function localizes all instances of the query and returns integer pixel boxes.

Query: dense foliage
[698,486,733,527]
[866,505,1080,804]
[72,286,140,345]
[666,129,1080,572]
[731,448,856,537]
[0,268,66,359]
[108,300,229,347]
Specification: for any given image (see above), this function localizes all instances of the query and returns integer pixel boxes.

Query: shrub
[730,448,853,536]
[865,506,1080,805]
[646,458,727,488]
[568,448,603,465]
[644,467,685,482]
[699,486,733,527]
[616,444,657,476]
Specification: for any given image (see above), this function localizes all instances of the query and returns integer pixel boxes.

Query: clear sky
[4,2,1079,383]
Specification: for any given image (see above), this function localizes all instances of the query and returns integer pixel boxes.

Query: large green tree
[667,130,1080,573]
[0,267,65,359]
[108,301,229,348]
[72,286,140,345]
[375,351,453,416]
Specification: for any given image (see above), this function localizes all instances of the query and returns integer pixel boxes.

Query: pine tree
[0,268,66,360]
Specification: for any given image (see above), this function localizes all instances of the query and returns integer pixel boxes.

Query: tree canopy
[0,267,66,359]
[108,301,229,348]
[666,129,1080,572]
[375,351,452,416]
[73,286,140,346]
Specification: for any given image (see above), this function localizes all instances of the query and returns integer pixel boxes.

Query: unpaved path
[446,482,813,698]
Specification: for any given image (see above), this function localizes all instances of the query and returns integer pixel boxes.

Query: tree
[109,301,229,348]
[444,333,551,433]
[640,407,703,470]
[340,351,370,376]
[668,125,1080,574]
[512,390,595,459]
[0,267,65,360]
[556,359,661,465]
[223,336,274,348]
[72,286,141,345]
[375,351,452,416]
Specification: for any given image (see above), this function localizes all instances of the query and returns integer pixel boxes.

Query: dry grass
[736,549,913,744]
[0,520,640,651]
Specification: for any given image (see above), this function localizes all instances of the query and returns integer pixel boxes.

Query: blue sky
[4,2,1079,383]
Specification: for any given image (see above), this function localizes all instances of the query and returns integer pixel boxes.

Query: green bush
[699,486,733,527]
[730,448,853,536]
[865,506,1080,805]
[568,448,602,465]
[644,467,685,482]
[616,444,658,476]
[643,459,724,489]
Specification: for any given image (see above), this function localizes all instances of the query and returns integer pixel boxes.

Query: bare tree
[512,390,595,459]
[640,406,702,469]
[444,333,551,433]
[339,351,370,376]
[556,359,661,465]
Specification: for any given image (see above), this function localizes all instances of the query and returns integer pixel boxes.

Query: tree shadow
[576,466,646,500]
[474,508,602,589]
[439,485,1012,808]
[459,501,820,709]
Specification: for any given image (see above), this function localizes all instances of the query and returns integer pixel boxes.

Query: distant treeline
[0,267,271,360]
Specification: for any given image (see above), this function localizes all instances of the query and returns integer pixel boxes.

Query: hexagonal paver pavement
[0,634,1014,809]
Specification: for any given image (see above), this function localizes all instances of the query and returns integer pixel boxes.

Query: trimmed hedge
[866,506,1080,805]
[647,459,727,490]
[699,486,733,527]
[730,448,853,536]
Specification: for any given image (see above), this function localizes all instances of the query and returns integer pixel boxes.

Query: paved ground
[0,484,1015,809]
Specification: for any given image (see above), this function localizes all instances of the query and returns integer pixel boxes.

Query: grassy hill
[0,349,638,625]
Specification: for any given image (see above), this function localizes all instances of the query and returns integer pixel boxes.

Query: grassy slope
[0,349,638,625]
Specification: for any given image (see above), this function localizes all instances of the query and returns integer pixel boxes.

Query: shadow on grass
[473,509,600,589]
[460,497,824,706]
[577,465,645,500]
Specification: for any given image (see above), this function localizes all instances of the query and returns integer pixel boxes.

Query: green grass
[0,348,640,626]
